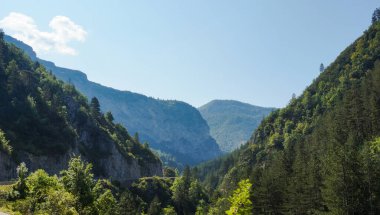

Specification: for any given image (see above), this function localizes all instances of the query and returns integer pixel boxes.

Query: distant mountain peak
[199,99,274,152]
[5,34,222,168]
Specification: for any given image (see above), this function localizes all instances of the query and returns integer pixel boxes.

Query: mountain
[0,33,162,184]
[4,35,222,168]
[197,17,380,214]
[198,100,274,152]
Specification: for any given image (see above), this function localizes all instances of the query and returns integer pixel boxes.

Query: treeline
[0,30,159,171]
[1,157,154,214]
[197,8,380,214]
[0,158,251,215]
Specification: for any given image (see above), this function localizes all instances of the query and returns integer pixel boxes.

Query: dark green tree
[372,8,380,24]
[0,129,12,154]
[163,166,178,177]
[147,195,162,215]
[118,190,141,215]
[320,63,325,73]
[105,111,114,122]
[171,176,190,214]
[90,97,101,117]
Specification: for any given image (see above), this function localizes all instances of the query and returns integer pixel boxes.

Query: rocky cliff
[0,34,162,183]
[4,35,222,168]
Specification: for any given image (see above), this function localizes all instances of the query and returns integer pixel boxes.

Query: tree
[134,132,140,142]
[60,157,95,209]
[0,28,3,40]
[320,63,325,73]
[39,189,78,215]
[189,180,207,208]
[361,137,380,215]
[195,199,208,215]
[162,206,177,215]
[171,177,190,214]
[372,8,380,24]
[147,195,162,215]
[26,169,60,205]
[9,162,29,199]
[0,29,4,72]
[118,190,142,215]
[90,97,101,117]
[105,111,114,122]
[225,179,253,215]
[163,167,178,177]
[183,165,191,188]
[95,190,117,215]
[0,129,12,154]
[6,60,20,95]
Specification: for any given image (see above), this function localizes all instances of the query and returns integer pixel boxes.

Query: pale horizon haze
[0,0,379,108]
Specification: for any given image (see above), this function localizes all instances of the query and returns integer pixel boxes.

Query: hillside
[199,100,274,152]
[0,32,162,184]
[4,35,222,168]
[197,15,380,214]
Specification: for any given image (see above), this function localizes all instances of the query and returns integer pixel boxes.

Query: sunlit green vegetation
[0,30,159,172]
[197,8,380,214]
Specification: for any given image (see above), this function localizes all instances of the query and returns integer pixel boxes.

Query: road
[0,212,9,215]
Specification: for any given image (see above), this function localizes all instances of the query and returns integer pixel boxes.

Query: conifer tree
[90,97,101,117]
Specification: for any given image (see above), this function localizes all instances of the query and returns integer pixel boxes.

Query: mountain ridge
[4,35,222,168]
[199,99,274,152]
[197,16,380,214]
[0,33,162,184]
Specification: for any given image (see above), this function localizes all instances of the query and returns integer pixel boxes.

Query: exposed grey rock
[4,35,222,167]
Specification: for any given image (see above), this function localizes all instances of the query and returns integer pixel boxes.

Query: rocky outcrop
[4,36,222,167]
[0,36,162,183]
[0,140,162,184]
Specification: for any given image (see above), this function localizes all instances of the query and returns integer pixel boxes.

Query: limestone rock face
[0,35,163,183]
[0,137,162,184]
[4,35,222,167]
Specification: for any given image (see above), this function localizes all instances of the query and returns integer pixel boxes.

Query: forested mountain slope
[0,32,162,184]
[4,35,222,168]
[198,15,380,214]
[199,100,274,152]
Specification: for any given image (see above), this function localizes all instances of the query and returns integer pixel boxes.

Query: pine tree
[372,8,380,24]
[320,63,325,73]
[147,195,162,215]
[171,176,190,214]
[90,97,101,117]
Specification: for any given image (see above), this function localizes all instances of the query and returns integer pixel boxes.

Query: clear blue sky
[0,1,378,108]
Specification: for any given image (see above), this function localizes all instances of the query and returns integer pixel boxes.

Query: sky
[0,1,379,108]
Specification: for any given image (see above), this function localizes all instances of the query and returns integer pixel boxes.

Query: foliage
[8,162,28,200]
[0,129,11,154]
[60,157,95,209]
[0,36,160,169]
[163,166,178,177]
[131,176,173,209]
[373,7,380,24]
[162,206,177,215]
[225,179,252,215]
[26,169,60,203]
[117,189,146,215]
[38,189,78,215]
[147,195,161,215]
[198,12,380,215]
[95,190,117,215]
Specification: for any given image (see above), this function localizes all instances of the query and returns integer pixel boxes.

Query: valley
[0,4,380,215]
